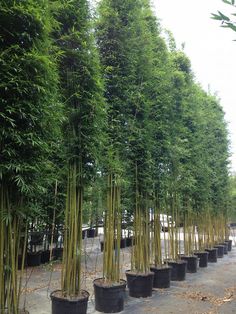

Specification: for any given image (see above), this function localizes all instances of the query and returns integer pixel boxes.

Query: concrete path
[22,237,236,314]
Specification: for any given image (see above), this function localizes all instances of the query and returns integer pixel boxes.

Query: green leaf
[222,0,232,5]
[218,11,231,21]
[211,13,224,21]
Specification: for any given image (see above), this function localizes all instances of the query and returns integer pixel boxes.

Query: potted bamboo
[0,0,60,312]
[194,212,209,268]
[0,193,28,314]
[93,173,126,313]
[50,0,105,312]
[126,164,154,298]
[150,196,171,288]
[204,210,218,263]
[50,163,89,314]
[166,193,187,281]
[180,208,198,273]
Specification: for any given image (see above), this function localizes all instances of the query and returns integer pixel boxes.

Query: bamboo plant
[103,173,122,283]
[0,186,27,313]
[61,161,83,296]
[53,0,105,299]
[131,164,151,274]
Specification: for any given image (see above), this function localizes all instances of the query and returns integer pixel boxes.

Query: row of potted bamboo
[49,191,233,314]
[1,185,233,314]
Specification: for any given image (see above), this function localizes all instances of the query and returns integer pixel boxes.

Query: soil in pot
[205,248,218,262]
[167,260,187,281]
[194,251,208,267]
[214,245,224,258]
[180,255,198,273]
[150,265,171,288]
[50,290,89,314]
[27,251,42,267]
[225,239,232,251]
[219,242,228,254]
[93,278,126,313]
[126,271,154,298]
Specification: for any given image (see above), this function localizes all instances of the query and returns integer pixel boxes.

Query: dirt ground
[21,231,236,314]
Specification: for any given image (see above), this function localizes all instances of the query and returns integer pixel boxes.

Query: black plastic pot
[194,251,208,267]
[48,232,59,244]
[126,271,154,298]
[51,290,89,314]
[87,228,96,238]
[126,237,132,247]
[225,239,232,252]
[29,231,44,246]
[150,265,171,288]
[93,278,126,313]
[205,248,217,262]
[180,255,198,273]
[214,245,224,258]
[219,242,228,254]
[27,251,42,267]
[53,248,63,260]
[18,255,27,270]
[41,250,51,264]
[167,260,187,281]
[120,238,126,249]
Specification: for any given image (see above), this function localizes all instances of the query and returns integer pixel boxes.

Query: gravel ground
[21,230,236,314]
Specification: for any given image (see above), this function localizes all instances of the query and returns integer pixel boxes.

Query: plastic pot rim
[50,289,89,303]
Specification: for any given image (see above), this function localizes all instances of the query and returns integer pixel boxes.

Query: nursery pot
[214,245,224,258]
[27,251,42,267]
[205,248,217,262]
[180,255,198,273]
[225,239,232,251]
[194,251,208,267]
[87,228,96,238]
[53,247,63,260]
[126,271,154,298]
[120,238,126,249]
[48,232,59,244]
[41,250,51,264]
[18,255,27,270]
[167,260,187,281]
[29,231,44,246]
[50,290,89,314]
[126,237,132,247]
[93,278,126,313]
[219,242,228,254]
[150,265,171,288]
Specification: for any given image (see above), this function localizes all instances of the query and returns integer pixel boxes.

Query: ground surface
[22,231,236,314]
